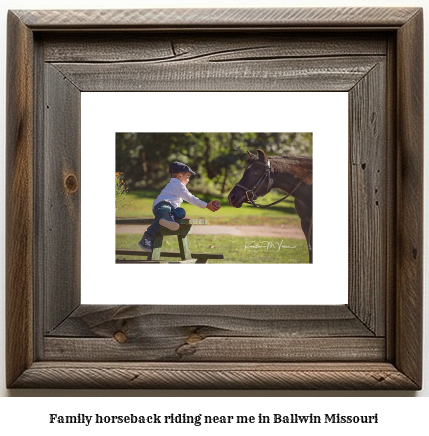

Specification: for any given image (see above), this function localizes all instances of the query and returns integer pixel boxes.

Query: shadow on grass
[238,203,298,215]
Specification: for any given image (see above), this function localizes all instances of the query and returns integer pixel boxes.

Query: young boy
[138,162,219,252]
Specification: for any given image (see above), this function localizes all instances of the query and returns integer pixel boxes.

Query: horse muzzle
[228,190,245,208]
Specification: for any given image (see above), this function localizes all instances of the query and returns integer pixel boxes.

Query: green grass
[116,189,300,226]
[116,234,309,264]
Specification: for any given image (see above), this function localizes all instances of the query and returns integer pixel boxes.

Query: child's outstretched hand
[206,200,221,212]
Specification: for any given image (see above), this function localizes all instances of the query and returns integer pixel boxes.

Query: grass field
[116,189,300,226]
[116,234,309,264]
[115,188,307,263]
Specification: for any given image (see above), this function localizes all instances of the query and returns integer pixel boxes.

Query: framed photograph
[83,92,347,306]
[6,8,423,389]
[114,131,314,266]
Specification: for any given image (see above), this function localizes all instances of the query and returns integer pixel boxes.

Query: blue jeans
[144,201,186,240]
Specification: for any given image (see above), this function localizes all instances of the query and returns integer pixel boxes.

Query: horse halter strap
[235,159,312,209]
[235,160,272,208]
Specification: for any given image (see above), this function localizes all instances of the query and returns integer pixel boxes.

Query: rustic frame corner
[6,7,423,390]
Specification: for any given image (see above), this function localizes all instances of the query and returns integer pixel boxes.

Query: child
[138,161,220,252]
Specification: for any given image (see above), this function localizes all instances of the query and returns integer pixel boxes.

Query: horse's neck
[271,161,312,201]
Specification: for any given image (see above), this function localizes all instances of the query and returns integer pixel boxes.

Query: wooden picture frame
[6,7,423,389]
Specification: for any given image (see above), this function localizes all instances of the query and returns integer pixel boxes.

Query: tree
[116,132,312,194]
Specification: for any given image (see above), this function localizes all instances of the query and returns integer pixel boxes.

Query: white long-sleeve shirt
[153,178,207,210]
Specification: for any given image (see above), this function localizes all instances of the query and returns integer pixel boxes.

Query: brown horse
[228,149,313,263]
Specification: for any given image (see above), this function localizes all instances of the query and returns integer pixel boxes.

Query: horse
[228,149,313,263]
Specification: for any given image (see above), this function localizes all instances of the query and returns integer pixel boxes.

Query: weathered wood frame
[6,8,423,389]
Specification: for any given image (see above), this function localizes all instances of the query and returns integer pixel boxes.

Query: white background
[0,0,428,428]
[81,92,348,305]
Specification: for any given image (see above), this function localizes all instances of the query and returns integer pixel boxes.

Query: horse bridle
[235,160,272,207]
[235,159,312,209]
[235,159,313,251]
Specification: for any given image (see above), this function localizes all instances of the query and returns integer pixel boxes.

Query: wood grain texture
[395,9,424,388]
[11,362,419,390]
[43,64,81,333]
[42,34,388,63]
[44,305,382,362]
[44,337,385,362]
[6,11,35,388]
[384,33,398,364]
[47,305,374,338]
[52,56,383,92]
[6,8,423,390]
[14,8,420,29]
[348,62,386,336]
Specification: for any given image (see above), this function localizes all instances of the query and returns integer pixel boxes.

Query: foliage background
[116,132,312,196]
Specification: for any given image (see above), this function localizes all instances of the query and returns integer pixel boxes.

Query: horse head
[228,149,271,208]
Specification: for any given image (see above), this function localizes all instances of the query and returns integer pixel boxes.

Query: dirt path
[116,224,305,239]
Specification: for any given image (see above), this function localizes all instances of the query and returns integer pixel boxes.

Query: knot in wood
[64,174,78,193]
[114,331,128,343]
[186,333,203,344]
